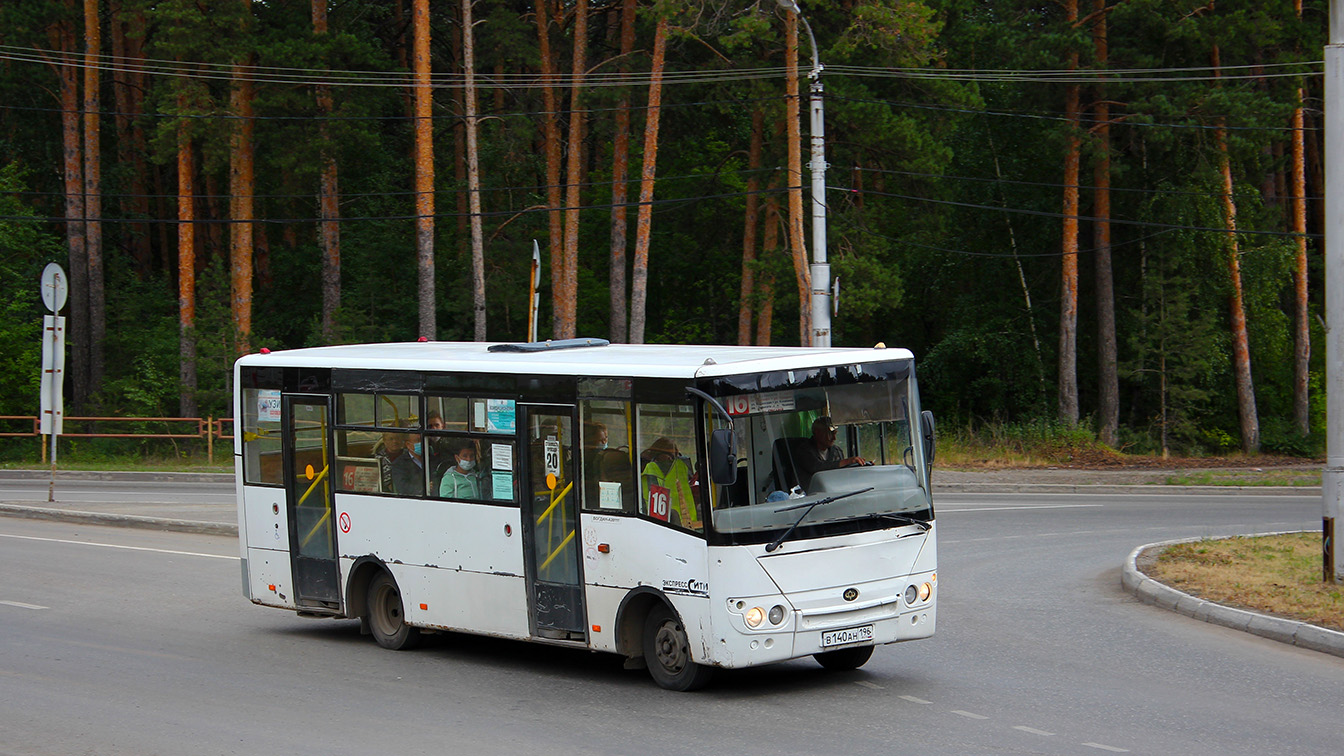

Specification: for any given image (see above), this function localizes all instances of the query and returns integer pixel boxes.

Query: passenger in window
[796,415,867,490]
[641,437,699,530]
[389,424,426,496]
[439,438,486,500]
[376,431,406,493]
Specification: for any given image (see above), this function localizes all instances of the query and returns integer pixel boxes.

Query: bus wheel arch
[351,560,422,651]
[344,555,386,623]
[617,588,713,691]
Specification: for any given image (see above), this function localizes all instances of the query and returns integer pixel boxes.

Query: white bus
[234,338,937,690]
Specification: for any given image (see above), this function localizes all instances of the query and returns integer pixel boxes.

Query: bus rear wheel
[366,571,421,650]
[814,645,874,671]
[643,604,713,691]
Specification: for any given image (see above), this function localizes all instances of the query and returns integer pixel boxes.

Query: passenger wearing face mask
[439,439,485,499]
[389,422,426,496]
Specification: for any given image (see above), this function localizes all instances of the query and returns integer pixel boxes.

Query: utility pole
[1325,0,1343,582]
[777,0,831,347]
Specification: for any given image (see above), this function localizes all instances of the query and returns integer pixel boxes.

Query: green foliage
[0,163,62,416]
[0,0,1325,462]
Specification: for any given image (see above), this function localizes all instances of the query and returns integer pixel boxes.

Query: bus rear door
[520,405,587,640]
[282,394,341,611]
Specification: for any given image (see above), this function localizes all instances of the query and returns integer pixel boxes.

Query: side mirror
[921,410,936,465]
[708,428,738,485]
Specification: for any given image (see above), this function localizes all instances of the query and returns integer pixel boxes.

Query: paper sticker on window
[647,484,670,522]
[492,443,513,470]
[599,481,622,510]
[491,471,514,500]
[258,390,281,422]
[486,399,516,433]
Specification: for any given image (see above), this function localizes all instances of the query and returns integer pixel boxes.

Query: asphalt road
[0,487,1339,755]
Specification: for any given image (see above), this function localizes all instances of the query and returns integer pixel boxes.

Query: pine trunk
[1292,91,1309,435]
[1213,47,1260,454]
[738,107,764,346]
[783,13,812,346]
[464,0,487,340]
[757,192,781,346]
[1093,0,1118,446]
[314,0,341,344]
[536,0,564,337]
[51,12,88,410]
[560,0,588,339]
[1291,0,1310,435]
[229,11,255,356]
[412,0,436,339]
[109,6,151,279]
[83,0,104,400]
[177,96,198,418]
[1058,0,1080,427]
[627,17,668,344]
[608,0,636,343]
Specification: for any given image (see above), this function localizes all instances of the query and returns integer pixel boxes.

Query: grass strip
[1149,533,1344,632]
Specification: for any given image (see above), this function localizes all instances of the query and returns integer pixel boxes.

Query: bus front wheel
[366,571,422,650]
[814,645,874,671]
[643,604,713,691]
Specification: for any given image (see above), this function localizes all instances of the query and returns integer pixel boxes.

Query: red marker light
[260,348,270,354]
[597,543,610,553]
[417,336,428,342]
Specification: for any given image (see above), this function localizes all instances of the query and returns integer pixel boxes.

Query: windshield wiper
[870,513,931,531]
[765,487,874,553]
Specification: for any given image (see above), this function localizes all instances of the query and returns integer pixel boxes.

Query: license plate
[821,624,874,648]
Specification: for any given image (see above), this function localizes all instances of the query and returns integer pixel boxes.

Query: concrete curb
[0,503,236,537]
[1122,533,1344,658]
[0,469,233,483]
[938,483,1319,496]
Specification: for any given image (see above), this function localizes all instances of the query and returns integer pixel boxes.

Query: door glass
[528,411,578,586]
[291,401,334,561]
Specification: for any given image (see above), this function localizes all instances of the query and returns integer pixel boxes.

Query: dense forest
[0,0,1328,456]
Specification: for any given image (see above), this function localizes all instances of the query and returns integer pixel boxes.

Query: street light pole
[778,0,831,347]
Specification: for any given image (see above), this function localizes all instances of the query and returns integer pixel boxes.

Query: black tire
[366,571,422,650]
[814,644,874,671]
[643,604,714,691]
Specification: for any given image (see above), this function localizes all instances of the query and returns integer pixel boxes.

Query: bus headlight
[768,605,786,625]
[904,585,918,605]
[745,606,765,628]
[918,582,932,602]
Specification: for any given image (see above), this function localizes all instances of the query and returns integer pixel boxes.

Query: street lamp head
[776,0,802,13]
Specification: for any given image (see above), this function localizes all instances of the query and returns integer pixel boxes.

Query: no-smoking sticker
[339,512,351,533]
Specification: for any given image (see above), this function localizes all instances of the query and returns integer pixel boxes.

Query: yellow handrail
[539,528,576,571]
[536,480,573,525]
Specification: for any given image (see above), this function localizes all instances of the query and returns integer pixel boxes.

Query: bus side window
[635,403,703,534]
[580,400,635,513]
[241,388,283,486]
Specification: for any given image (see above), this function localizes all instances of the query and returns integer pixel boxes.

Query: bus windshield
[711,375,931,543]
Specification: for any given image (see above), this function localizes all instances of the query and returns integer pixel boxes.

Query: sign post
[40,263,68,503]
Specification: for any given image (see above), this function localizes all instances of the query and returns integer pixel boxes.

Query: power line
[841,185,1321,240]
[852,166,1323,202]
[0,43,1323,90]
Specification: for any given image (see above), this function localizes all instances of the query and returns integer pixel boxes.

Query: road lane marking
[898,695,932,704]
[0,532,237,561]
[950,710,989,720]
[1082,743,1129,753]
[1014,726,1055,736]
[0,600,48,610]
[854,681,884,690]
[939,504,1104,513]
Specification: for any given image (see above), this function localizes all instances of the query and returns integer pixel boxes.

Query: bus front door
[520,405,587,640]
[282,395,341,611]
